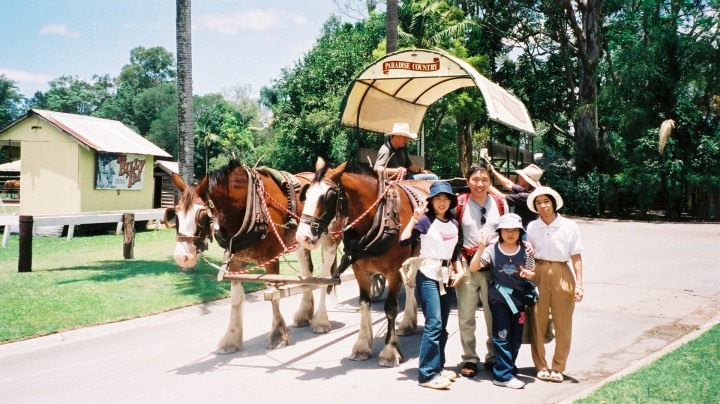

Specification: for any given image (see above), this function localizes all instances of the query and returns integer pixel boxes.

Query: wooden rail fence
[0,209,166,272]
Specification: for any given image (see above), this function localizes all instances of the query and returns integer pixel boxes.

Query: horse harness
[302,176,429,282]
[215,165,303,255]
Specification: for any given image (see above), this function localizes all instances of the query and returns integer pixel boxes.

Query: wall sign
[95,152,146,190]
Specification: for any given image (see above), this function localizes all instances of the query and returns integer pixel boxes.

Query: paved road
[2,220,719,403]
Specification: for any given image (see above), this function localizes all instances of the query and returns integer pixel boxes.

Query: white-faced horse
[296,160,426,367]
[168,162,340,353]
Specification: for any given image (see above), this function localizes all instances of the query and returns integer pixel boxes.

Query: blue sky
[0,0,354,99]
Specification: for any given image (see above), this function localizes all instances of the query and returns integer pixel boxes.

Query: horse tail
[659,119,675,155]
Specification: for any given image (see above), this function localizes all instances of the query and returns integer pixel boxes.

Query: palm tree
[386,0,398,53]
[176,0,194,184]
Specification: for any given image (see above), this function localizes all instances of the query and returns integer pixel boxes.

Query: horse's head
[205,160,251,252]
[167,173,213,268]
[296,159,347,249]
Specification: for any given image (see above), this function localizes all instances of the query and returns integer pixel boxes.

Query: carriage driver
[374,122,438,181]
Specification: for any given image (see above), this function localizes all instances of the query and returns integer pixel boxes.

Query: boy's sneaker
[493,377,525,389]
[419,375,452,390]
[440,369,457,381]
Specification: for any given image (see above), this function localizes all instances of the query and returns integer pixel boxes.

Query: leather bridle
[166,202,214,252]
[300,179,343,239]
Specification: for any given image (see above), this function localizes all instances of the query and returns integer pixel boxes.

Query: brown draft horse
[295,160,426,367]
[3,179,19,198]
[169,161,340,353]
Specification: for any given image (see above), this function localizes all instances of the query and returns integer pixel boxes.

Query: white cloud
[198,9,307,34]
[0,68,53,84]
[40,24,81,39]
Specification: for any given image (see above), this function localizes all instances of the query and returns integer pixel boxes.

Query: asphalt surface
[1,219,719,403]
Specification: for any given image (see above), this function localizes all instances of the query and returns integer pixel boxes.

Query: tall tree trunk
[177,0,194,184]
[386,0,398,53]
[556,0,604,176]
[456,116,472,176]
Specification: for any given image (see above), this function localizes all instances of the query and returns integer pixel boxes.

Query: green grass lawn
[578,323,720,403]
[0,228,322,343]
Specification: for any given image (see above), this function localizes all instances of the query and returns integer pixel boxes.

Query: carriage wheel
[370,274,386,302]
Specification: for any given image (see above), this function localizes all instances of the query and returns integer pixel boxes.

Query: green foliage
[31,75,113,115]
[118,46,176,91]
[0,74,24,130]
[262,15,385,172]
[3,1,720,218]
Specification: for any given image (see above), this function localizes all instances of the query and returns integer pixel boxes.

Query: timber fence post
[123,213,135,259]
[18,215,33,272]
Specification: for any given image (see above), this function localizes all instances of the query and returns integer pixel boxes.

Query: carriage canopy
[339,49,535,136]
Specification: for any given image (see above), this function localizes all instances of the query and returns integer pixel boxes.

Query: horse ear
[315,157,326,171]
[196,176,209,200]
[171,173,187,193]
[329,161,348,182]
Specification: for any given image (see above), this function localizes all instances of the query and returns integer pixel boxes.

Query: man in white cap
[489,163,543,227]
[374,122,438,180]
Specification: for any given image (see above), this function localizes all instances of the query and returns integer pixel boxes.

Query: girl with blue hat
[399,181,464,390]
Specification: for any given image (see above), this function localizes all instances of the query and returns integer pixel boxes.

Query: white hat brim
[527,186,564,213]
[388,131,417,140]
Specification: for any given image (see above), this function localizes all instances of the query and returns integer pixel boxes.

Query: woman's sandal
[537,369,552,381]
[549,370,564,383]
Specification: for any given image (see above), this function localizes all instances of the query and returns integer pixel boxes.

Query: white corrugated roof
[155,160,179,174]
[32,109,172,157]
[0,160,20,172]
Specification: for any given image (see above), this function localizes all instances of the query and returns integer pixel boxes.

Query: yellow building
[0,109,172,215]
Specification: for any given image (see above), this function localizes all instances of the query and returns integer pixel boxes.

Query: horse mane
[210,159,244,190]
[313,161,376,183]
[178,183,197,214]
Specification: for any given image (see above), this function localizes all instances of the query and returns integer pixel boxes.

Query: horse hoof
[293,319,311,328]
[312,323,331,334]
[378,357,401,368]
[348,352,371,361]
[267,337,290,349]
[216,345,240,354]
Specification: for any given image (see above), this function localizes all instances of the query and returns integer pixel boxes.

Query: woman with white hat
[525,186,584,383]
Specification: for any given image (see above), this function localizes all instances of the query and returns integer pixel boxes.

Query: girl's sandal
[549,370,564,383]
[537,369,552,381]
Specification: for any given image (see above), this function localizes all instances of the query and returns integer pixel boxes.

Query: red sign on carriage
[382,58,440,74]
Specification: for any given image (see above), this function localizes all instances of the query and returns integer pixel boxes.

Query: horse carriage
[167,49,536,365]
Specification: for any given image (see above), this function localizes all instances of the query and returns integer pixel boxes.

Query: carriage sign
[95,152,146,190]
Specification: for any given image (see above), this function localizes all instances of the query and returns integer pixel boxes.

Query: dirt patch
[640,323,697,342]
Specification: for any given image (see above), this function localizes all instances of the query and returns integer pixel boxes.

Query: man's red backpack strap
[456,193,506,222]
[492,194,508,215]
[456,193,470,223]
